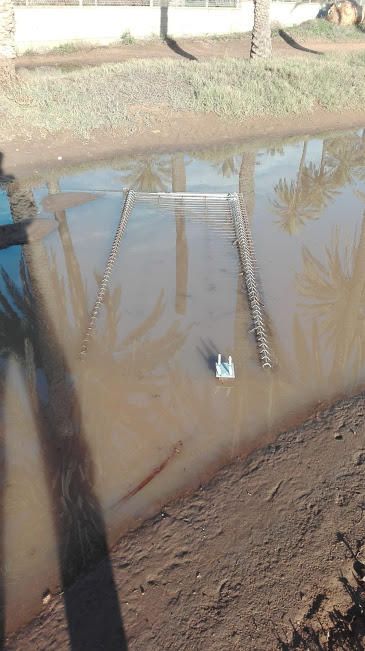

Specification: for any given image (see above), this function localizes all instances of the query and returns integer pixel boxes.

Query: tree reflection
[297,215,365,384]
[213,156,239,179]
[271,142,320,235]
[122,156,171,192]
[325,133,365,187]
[271,131,365,235]
[172,153,188,315]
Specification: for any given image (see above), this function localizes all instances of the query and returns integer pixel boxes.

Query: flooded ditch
[0,128,364,634]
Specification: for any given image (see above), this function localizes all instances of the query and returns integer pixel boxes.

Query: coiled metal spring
[229,193,272,369]
[80,190,136,359]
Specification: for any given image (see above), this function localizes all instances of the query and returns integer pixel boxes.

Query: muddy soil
[2,109,365,180]
[5,392,365,650]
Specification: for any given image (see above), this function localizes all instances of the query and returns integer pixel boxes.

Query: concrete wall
[15,2,322,53]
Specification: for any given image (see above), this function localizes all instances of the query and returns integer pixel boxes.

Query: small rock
[196,572,201,580]
[334,433,343,440]
[57,156,62,161]
[42,590,51,605]
[354,451,365,466]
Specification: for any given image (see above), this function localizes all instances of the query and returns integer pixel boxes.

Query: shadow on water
[278,29,324,56]
[197,339,220,374]
[0,154,127,649]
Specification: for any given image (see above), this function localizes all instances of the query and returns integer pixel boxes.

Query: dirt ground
[2,109,365,181]
[5,391,365,650]
[1,35,364,178]
[16,34,365,69]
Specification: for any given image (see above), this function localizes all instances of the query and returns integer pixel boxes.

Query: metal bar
[229,193,272,369]
[80,189,136,358]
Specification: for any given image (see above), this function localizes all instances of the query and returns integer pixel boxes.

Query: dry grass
[1,52,365,141]
[274,18,365,42]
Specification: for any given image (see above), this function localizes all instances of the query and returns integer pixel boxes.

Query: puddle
[0,128,365,633]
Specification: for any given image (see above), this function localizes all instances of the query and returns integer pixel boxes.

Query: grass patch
[120,30,136,45]
[50,41,89,55]
[209,32,245,41]
[273,18,365,42]
[21,48,36,56]
[2,53,365,141]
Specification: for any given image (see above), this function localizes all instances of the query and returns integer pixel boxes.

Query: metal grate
[79,190,273,369]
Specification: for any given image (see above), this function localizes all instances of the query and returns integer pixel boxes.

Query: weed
[50,42,85,55]
[209,32,244,41]
[120,31,136,46]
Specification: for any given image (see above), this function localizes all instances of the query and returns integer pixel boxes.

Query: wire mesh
[78,190,272,369]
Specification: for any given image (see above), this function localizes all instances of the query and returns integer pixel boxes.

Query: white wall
[15,2,322,53]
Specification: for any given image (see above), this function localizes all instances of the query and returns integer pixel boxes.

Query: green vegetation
[1,53,365,140]
[50,41,88,54]
[209,32,245,41]
[273,18,365,42]
[120,30,136,45]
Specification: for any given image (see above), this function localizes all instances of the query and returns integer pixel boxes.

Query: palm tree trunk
[0,0,15,60]
[250,0,272,59]
[172,153,188,315]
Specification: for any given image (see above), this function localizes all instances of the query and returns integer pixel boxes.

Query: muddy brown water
[0,128,364,635]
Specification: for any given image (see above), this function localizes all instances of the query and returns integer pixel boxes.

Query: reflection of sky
[1,130,365,378]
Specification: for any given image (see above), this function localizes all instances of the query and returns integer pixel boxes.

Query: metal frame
[78,190,272,369]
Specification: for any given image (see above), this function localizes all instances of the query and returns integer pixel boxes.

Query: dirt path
[5,391,365,650]
[16,34,365,69]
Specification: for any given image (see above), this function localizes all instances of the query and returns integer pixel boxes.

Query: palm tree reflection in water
[0,180,130,649]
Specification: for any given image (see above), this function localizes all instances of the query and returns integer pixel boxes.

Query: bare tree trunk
[0,0,16,60]
[250,0,272,59]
